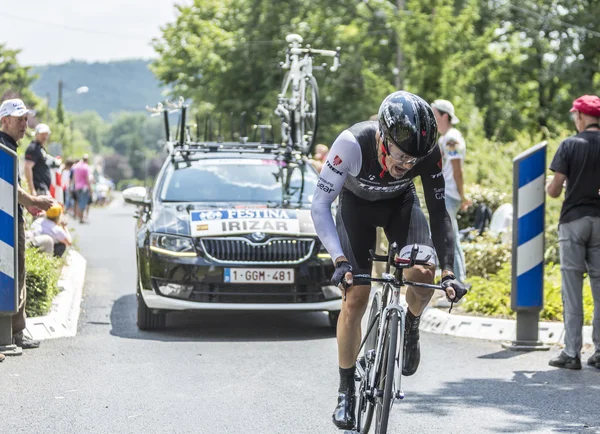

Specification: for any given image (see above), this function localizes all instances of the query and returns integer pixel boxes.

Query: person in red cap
[547,94,600,370]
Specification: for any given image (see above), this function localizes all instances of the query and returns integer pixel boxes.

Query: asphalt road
[2,198,600,434]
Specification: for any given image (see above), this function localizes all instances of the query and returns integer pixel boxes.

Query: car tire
[137,289,166,330]
[328,310,341,329]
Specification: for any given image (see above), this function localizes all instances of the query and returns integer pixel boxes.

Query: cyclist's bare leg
[404,265,436,316]
[337,284,370,368]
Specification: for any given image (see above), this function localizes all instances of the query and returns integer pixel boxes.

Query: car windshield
[159,158,318,206]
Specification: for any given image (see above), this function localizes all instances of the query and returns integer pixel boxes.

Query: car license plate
[224,268,294,284]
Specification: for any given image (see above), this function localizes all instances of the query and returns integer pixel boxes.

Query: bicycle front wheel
[375,310,398,434]
[357,290,382,433]
[297,76,319,156]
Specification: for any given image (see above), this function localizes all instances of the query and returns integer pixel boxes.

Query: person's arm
[546,172,567,198]
[18,185,54,210]
[24,144,40,195]
[310,130,362,264]
[420,147,455,277]
[548,141,570,199]
[445,131,469,210]
[450,159,466,202]
[55,225,72,246]
[24,161,36,195]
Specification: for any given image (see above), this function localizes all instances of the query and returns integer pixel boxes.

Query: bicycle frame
[354,243,447,432]
[355,258,407,405]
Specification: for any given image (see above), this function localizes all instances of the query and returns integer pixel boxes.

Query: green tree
[0,44,46,124]
[72,111,109,153]
[0,44,39,105]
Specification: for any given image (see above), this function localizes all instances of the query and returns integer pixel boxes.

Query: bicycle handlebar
[343,243,443,290]
[287,46,341,72]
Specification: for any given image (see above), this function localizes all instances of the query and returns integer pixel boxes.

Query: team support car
[123,148,340,330]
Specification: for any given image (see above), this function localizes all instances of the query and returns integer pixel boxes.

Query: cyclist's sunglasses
[381,135,420,165]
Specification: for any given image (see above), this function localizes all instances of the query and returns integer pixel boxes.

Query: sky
[0,0,190,66]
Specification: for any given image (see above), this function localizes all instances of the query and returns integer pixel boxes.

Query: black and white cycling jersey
[311,121,455,274]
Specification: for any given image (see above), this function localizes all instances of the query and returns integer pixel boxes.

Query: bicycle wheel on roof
[296,75,319,156]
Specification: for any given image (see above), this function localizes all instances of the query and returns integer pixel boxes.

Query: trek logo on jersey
[332,155,343,166]
[357,182,406,193]
[326,160,343,175]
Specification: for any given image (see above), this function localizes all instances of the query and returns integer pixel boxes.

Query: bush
[463,232,511,279]
[25,247,64,317]
[462,262,594,325]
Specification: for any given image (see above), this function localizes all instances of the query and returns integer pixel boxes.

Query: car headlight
[150,233,197,257]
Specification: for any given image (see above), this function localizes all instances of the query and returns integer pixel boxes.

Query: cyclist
[311,91,468,430]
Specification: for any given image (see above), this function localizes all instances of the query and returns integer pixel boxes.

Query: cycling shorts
[335,185,434,277]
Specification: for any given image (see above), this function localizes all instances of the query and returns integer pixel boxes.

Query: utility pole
[57,79,65,124]
[395,0,404,89]
[45,92,51,122]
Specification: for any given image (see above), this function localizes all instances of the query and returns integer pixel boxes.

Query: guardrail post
[502,141,550,351]
[0,143,21,356]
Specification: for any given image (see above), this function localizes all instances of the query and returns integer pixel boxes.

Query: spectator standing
[72,154,92,223]
[431,99,469,282]
[61,158,75,215]
[547,94,600,370]
[24,123,58,196]
[0,98,54,350]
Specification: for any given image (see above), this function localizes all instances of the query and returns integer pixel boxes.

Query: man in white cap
[25,123,58,196]
[0,98,55,350]
[431,99,469,282]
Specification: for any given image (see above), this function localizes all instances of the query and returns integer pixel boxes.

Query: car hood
[151,203,317,237]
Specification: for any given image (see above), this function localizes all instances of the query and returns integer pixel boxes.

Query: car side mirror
[123,186,151,207]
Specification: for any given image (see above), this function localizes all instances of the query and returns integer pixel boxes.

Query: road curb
[421,305,594,346]
[24,250,87,340]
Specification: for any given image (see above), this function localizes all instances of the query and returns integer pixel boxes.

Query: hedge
[25,247,64,317]
[461,262,594,325]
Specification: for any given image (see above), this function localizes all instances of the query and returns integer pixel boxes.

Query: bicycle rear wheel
[356,290,381,433]
[297,76,319,156]
[374,310,398,434]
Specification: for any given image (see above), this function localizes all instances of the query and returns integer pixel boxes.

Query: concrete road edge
[421,305,593,346]
[24,250,87,340]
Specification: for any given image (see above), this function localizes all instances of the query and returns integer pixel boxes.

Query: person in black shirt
[25,123,56,196]
[547,94,600,370]
[0,99,55,351]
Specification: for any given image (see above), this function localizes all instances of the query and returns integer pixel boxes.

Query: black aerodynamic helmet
[377,91,438,158]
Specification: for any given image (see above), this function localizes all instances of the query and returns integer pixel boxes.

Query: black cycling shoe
[402,312,421,376]
[332,389,356,430]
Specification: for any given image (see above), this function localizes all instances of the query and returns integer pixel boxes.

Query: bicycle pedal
[395,390,405,400]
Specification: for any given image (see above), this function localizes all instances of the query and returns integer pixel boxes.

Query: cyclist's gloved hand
[441,275,468,303]
[332,260,353,289]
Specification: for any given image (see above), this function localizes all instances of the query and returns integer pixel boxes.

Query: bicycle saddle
[286,34,303,44]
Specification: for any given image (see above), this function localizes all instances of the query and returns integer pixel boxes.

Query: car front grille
[200,237,315,264]
[189,282,326,304]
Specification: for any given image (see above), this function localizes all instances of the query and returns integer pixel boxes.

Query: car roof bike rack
[145,98,306,164]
